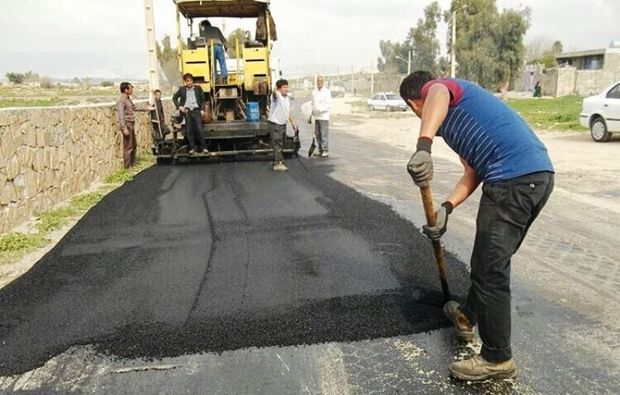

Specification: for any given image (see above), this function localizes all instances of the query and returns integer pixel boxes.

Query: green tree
[492,8,530,92]
[526,39,562,68]
[446,0,530,90]
[157,35,180,84]
[408,1,442,73]
[226,28,247,57]
[5,72,25,84]
[377,40,409,74]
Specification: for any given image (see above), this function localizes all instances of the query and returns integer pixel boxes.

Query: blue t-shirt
[421,79,554,182]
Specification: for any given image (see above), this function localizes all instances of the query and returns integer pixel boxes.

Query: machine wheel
[591,117,612,142]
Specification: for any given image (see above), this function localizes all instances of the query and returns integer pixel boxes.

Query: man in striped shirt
[400,71,554,381]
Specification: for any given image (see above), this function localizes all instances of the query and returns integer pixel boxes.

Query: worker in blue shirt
[400,71,554,381]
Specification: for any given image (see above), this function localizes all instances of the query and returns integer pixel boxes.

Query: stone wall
[0,100,173,233]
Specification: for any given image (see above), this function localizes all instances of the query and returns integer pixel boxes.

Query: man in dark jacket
[172,73,207,154]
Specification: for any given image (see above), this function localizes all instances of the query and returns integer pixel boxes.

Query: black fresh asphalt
[0,156,470,376]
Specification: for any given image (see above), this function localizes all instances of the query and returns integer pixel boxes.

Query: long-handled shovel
[307,115,317,157]
[418,183,452,303]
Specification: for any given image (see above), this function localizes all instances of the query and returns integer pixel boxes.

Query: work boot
[272,161,288,172]
[449,355,516,381]
[444,301,475,342]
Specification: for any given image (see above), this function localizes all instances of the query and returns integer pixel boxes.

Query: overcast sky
[1,0,619,80]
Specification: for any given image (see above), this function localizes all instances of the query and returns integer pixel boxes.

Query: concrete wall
[555,67,577,97]
[512,50,620,97]
[0,100,172,233]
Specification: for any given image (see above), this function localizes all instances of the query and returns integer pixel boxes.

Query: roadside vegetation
[0,153,153,266]
[507,96,586,131]
[0,82,153,108]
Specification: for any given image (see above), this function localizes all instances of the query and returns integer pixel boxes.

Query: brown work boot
[444,301,475,342]
[272,161,288,172]
[449,355,516,381]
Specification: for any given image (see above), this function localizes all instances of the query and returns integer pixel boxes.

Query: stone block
[1,134,18,158]
[16,146,34,169]
[36,129,47,147]
[24,130,37,147]
[6,156,20,180]
[23,170,38,199]
[0,183,17,205]
[33,149,46,171]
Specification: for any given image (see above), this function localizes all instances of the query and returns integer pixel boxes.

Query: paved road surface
[0,98,618,394]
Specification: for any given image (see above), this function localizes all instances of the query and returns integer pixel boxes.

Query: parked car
[367,92,408,112]
[580,81,620,142]
[331,84,346,98]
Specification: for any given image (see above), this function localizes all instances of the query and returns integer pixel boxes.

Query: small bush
[71,192,103,211]
[39,76,54,89]
[0,232,48,253]
[105,169,133,184]
[100,80,114,87]
[36,207,78,233]
[5,72,25,84]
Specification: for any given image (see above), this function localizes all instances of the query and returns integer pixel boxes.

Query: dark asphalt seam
[184,170,220,325]
[227,164,250,221]
[241,235,251,306]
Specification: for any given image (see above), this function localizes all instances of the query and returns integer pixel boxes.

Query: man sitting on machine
[199,20,228,84]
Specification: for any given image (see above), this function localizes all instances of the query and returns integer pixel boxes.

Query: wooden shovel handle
[419,184,452,302]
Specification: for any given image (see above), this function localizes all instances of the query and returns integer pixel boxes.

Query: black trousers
[461,171,554,362]
[185,109,205,150]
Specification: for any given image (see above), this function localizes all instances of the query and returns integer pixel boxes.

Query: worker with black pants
[400,71,554,381]
[173,73,207,154]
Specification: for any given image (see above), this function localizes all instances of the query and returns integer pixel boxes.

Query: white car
[580,81,620,142]
[367,92,408,112]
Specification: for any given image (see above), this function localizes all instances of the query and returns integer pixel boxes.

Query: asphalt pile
[0,159,469,375]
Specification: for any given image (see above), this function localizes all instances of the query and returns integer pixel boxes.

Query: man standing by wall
[268,79,297,172]
[150,89,170,150]
[310,75,332,157]
[116,82,153,168]
[400,71,554,381]
[173,73,207,155]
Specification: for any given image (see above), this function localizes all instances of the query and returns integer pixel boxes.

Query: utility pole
[144,0,160,103]
[407,49,412,75]
[350,64,354,95]
[370,61,375,95]
[451,10,456,78]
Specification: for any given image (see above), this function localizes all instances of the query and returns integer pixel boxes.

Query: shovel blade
[308,139,316,157]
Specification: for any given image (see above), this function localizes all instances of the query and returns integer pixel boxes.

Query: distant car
[367,92,408,112]
[580,81,620,142]
[331,85,346,98]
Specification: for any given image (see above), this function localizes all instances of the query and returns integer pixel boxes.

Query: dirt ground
[311,98,620,214]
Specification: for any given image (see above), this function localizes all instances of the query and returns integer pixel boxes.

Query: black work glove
[423,202,453,241]
[407,138,433,187]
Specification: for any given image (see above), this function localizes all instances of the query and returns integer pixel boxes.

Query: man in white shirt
[310,75,332,157]
[268,79,298,171]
